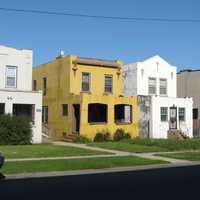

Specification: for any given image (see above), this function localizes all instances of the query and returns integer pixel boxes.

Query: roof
[73,57,121,68]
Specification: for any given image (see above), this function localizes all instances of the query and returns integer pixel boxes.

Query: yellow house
[33,54,139,140]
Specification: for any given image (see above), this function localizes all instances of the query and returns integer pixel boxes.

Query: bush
[0,114,32,145]
[104,132,111,141]
[73,135,91,144]
[124,132,131,139]
[113,128,126,141]
[94,131,111,142]
[94,132,105,142]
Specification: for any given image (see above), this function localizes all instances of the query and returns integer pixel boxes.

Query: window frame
[62,104,68,116]
[42,106,48,124]
[81,72,90,92]
[43,77,47,96]
[179,107,185,122]
[148,77,156,95]
[5,65,17,88]
[104,74,113,93]
[159,78,167,96]
[160,107,168,122]
[33,80,37,91]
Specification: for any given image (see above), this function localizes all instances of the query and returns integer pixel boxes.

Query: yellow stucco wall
[33,55,139,140]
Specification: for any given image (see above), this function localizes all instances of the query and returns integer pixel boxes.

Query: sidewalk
[5,141,194,164]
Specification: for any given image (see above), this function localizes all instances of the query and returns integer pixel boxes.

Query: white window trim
[104,74,113,94]
[148,77,157,95]
[5,65,18,88]
[159,78,167,96]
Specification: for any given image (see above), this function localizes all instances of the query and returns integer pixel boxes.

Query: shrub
[0,114,32,145]
[124,132,131,139]
[104,132,111,141]
[94,132,105,142]
[113,128,126,141]
[73,135,91,144]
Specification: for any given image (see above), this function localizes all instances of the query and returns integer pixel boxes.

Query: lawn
[89,142,165,153]
[2,156,167,174]
[0,144,109,159]
[156,152,200,161]
[89,139,200,153]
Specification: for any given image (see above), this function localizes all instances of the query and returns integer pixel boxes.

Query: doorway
[72,104,80,133]
[169,106,177,129]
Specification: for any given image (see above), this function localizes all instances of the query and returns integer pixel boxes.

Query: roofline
[177,69,200,74]
[73,57,121,68]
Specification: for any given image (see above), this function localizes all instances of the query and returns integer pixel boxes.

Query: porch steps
[168,130,189,140]
[63,134,77,143]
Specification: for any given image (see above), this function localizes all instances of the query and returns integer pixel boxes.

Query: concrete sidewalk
[53,141,192,164]
[5,141,195,164]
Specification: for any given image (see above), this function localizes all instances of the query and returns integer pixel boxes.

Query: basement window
[88,103,107,123]
[114,104,132,124]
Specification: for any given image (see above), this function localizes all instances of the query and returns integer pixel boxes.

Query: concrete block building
[123,55,193,138]
[0,45,42,143]
[177,69,200,137]
[33,53,139,141]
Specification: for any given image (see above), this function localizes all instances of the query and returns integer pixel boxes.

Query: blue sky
[0,0,200,70]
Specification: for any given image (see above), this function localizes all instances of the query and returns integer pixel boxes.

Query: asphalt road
[0,165,200,200]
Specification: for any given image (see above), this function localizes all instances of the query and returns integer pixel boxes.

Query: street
[0,165,200,200]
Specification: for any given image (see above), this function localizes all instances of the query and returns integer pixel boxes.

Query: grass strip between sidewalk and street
[0,144,110,159]
[156,151,200,161]
[2,156,168,174]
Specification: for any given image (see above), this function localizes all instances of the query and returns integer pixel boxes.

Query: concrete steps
[63,134,77,142]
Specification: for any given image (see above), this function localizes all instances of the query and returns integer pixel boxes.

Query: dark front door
[169,107,177,129]
[72,104,80,133]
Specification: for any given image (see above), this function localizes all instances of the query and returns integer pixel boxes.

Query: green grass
[131,138,200,151]
[2,156,167,174]
[89,139,200,153]
[89,141,166,153]
[0,144,109,159]
[156,152,200,161]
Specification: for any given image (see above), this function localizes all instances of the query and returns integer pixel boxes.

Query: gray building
[177,69,200,137]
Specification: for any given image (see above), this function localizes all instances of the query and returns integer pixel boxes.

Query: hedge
[0,114,32,145]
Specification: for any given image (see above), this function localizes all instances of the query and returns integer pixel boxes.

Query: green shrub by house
[94,131,111,142]
[0,114,32,145]
[73,135,91,144]
[113,128,125,141]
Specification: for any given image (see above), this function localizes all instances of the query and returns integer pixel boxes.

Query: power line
[0,7,200,23]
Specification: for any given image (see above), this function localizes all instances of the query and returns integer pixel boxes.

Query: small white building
[123,55,193,138]
[0,45,42,143]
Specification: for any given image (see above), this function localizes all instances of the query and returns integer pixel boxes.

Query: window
[114,104,132,123]
[0,103,5,115]
[160,107,168,122]
[179,107,185,121]
[43,77,47,96]
[33,80,37,91]
[104,75,113,93]
[81,73,90,92]
[42,106,48,123]
[13,104,35,123]
[88,103,107,123]
[193,108,198,119]
[148,78,156,95]
[6,66,17,88]
[160,79,167,96]
[62,104,68,116]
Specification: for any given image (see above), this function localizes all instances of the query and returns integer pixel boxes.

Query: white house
[0,45,42,143]
[123,55,193,138]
